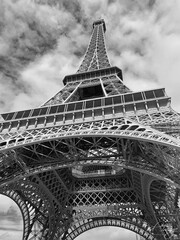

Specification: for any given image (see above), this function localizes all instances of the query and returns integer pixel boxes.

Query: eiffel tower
[0,19,180,240]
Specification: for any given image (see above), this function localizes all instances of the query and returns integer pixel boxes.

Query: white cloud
[0,231,22,240]
[0,0,76,111]
[1,0,180,112]
[0,195,16,211]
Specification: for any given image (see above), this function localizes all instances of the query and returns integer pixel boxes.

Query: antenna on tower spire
[93,19,106,32]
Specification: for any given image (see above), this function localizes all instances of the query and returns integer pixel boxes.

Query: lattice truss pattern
[0,19,180,240]
[44,70,130,106]
[77,19,111,72]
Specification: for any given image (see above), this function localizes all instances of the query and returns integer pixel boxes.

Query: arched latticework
[1,113,180,151]
[0,189,29,240]
[0,134,180,189]
[150,180,180,240]
[63,217,156,240]
[0,179,59,240]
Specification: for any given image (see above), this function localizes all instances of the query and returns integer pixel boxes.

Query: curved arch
[1,158,180,191]
[0,179,57,240]
[149,179,179,239]
[13,179,56,240]
[142,175,166,240]
[0,128,180,152]
[0,189,29,240]
[140,175,178,239]
[65,217,156,240]
[1,131,180,189]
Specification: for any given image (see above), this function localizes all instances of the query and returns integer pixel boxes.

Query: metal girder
[0,179,55,240]
[1,119,180,153]
[1,134,180,188]
[0,90,176,133]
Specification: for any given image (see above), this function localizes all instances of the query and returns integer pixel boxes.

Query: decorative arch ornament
[65,217,156,240]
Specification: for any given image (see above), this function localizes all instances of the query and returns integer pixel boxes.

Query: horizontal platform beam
[0,88,170,134]
[63,66,122,85]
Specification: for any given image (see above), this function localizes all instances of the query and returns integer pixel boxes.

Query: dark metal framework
[0,19,180,240]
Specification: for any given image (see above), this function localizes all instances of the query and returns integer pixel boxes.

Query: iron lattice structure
[0,19,180,240]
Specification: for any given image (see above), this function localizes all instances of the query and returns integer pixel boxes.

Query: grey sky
[0,0,180,112]
[0,0,180,239]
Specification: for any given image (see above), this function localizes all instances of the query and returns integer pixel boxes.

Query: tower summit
[77,19,109,73]
[93,19,106,32]
[43,19,129,105]
[0,19,180,240]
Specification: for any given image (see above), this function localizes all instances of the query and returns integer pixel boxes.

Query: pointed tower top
[93,19,106,32]
[77,18,110,73]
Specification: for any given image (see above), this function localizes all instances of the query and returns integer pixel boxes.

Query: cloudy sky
[0,0,180,239]
[0,0,180,113]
